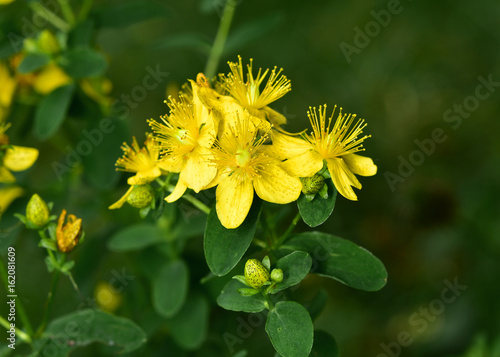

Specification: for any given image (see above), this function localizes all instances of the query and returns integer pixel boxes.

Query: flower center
[235,149,251,167]
[175,129,188,143]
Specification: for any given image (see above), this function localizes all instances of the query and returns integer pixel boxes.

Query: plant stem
[273,212,301,249]
[35,270,60,337]
[0,315,31,344]
[204,0,238,79]
[56,0,75,26]
[78,0,94,22]
[29,2,70,32]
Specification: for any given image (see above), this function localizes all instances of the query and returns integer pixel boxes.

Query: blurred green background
[1,0,499,356]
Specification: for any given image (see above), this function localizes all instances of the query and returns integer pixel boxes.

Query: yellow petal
[216,174,254,229]
[0,166,16,183]
[180,147,217,192]
[343,154,377,177]
[3,146,38,171]
[253,164,302,204]
[0,63,16,108]
[157,155,184,173]
[280,149,324,177]
[263,106,287,126]
[326,158,361,201]
[0,186,24,217]
[165,180,187,203]
[271,131,312,160]
[33,63,72,95]
[108,186,134,210]
[127,167,161,185]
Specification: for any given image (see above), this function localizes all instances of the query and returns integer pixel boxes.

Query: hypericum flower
[221,56,291,127]
[95,281,122,313]
[0,62,16,121]
[273,105,377,201]
[0,186,24,219]
[56,209,82,253]
[211,115,301,228]
[148,83,217,202]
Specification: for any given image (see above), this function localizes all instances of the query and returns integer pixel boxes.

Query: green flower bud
[26,194,49,228]
[244,259,270,289]
[300,174,325,195]
[270,268,283,283]
[126,184,155,208]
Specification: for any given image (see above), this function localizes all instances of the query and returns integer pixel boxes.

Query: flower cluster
[111,57,377,228]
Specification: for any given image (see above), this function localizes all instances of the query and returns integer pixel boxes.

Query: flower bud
[56,209,82,253]
[126,184,155,208]
[26,194,49,228]
[300,174,325,195]
[244,259,270,289]
[270,268,283,283]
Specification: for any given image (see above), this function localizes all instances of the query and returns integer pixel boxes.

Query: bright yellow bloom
[0,186,24,219]
[211,115,301,229]
[56,209,82,253]
[109,135,164,209]
[273,105,377,201]
[32,62,72,95]
[95,281,122,313]
[0,62,17,121]
[149,82,217,202]
[221,56,291,127]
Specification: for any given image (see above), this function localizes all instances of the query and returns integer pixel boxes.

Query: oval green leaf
[170,293,209,350]
[204,198,261,276]
[282,232,387,291]
[309,330,339,357]
[58,47,107,78]
[34,83,75,140]
[265,301,314,357]
[153,260,189,318]
[217,279,268,313]
[297,180,337,227]
[271,251,312,293]
[17,53,50,73]
[108,223,164,252]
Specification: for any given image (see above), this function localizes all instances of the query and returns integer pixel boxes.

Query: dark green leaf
[33,309,146,356]
[34,84,75,140]
[17,53,50,73]
[204,198,261,276]
[297,180,337,227]
[266,301,314,357]
[153,260,189,318]
[309,330,339,357]
[170,294,209,350]
[305,289,328,321]
[237,288,260,296]
[282,232,387,291]
[108,223,164,252]
[217,279,268,313]
[68,20,94,48]
[58,47,107,78]
[94,1,169,28]
[271,251,312,293]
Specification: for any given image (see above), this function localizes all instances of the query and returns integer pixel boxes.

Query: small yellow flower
[56,209,82,253]
[0,62,17,121]
[95,281,122,313]
[211,115,301,229]
[273,105,377,201]
[221,56,291,126]
[149,83,217,202]
[32,62,72,95]
[0,186,24,219]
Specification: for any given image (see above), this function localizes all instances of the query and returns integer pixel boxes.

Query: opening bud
[126,184,155,208]
[26,194,49,228]
[244,259,270,289]
[300,174,325,195]
[270,268,283,283]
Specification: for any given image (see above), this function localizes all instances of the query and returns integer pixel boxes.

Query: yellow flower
[221,56,291,127]
[95,281,122,313]
[56,209,82,253]
[0,186,24,219]
[109,135,164,209]
[32,62,72,95]
[0,62,17,121]
[148,83,217,202]
[211,115,301,229]
[273,105,377,201]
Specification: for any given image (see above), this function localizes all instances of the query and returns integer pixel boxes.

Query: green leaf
[58,47,107,78]
[265,301,314,357]
[170,294,209,350]
[152,260,189,318]
[17,53,50,73]
[204,198,261,276]
[282,232,387,291]
[297,180,337,227]
[237,288,260,296]
[93,1,169,28]
[33,309,146,356]
[217,279,268,313]
[305,289,328,321]
[34,84,75,140]
[108,223,164,252]
[271,251,312,293]
[309,330,339,357]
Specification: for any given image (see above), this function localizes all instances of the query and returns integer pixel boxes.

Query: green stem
[56,0,75,26]
[274,212,301,249]
[0,315,31,344]
[66,271,83,298]
[0,260,34,337]
[29,2,70,32]
[204,0,238,79]
[166,184,210,214]
[35,270,60,337]
[77,0,94,22]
